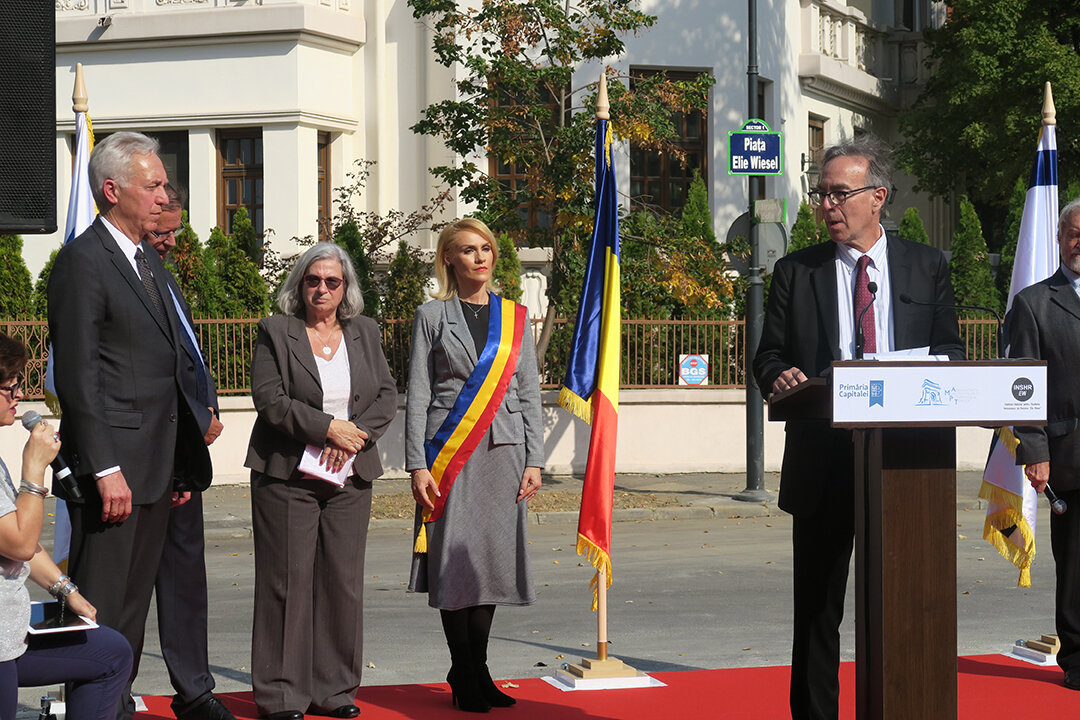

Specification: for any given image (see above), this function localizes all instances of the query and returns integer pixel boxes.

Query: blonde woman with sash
[407,218,544,713]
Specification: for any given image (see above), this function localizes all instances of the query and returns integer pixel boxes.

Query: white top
[834,226,894,359]
[314,341,355,478]
[0,457,31,662]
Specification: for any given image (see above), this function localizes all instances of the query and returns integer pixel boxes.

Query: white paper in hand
[298,444,354,486]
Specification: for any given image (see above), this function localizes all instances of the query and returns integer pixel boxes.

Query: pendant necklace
[310,325,337,357]
[461,300,485,320]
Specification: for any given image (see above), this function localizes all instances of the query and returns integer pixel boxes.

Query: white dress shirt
[834,225,894,359]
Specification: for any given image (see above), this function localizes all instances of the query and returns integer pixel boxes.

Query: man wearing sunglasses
[753,136,964,720]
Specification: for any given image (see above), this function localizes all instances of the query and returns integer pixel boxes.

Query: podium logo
[1011,377,1034,402]
[869,380,884,407]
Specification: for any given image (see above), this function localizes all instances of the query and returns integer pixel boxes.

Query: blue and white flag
[979,121,1057,587]
[48,78,96,565]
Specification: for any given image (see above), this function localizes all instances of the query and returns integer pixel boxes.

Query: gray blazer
[1010,269,1080,492]
[245,313,398,482]
[405,298,544,472]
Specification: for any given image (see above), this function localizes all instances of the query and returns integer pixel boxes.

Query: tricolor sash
[414,293,528,553]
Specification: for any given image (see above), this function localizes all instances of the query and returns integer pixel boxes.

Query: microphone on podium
[898,294,1005,358]
[855,281,878,360]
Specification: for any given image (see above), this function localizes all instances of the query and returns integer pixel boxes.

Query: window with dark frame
[317,131,331,242]
[808,115,826,220]
[217,128,263,237]
[629,68,710,213]
[487,83,566,244]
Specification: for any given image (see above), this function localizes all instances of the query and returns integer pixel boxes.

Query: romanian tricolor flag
[559,113,621,609]
[979,108,1057,587]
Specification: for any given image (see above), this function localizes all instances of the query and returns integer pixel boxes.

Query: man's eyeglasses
[303,275,343,291]
[149,228,181,240]
[808,185,878,207]
[0,375,24,397]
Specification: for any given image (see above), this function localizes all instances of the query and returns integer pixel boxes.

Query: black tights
[440,605,496,667]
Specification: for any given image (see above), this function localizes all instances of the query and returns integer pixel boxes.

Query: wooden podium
[769,360,1047,720]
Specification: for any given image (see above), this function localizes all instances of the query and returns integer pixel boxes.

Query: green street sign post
[728,119,783,176]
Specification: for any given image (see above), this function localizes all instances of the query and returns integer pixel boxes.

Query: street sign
[678,354,709,386]
[728,119,783,176]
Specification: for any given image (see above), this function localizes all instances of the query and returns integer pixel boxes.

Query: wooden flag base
[563,656,641,679]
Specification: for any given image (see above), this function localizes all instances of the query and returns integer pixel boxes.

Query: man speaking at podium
[753,137,964,720]
[1008,198,1080,691]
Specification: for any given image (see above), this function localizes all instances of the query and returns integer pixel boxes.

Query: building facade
[42,0,951,316]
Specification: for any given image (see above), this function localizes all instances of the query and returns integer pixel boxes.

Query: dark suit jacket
[47,217,211,505]
[1009,269,1080,492]
[245,313,397,482]
[752,235,965,514]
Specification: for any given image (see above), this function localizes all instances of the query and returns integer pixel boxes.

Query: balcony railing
[0,316,1003,399]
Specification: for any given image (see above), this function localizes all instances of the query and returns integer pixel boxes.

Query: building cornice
[56,109,360,133]
[798,54,898,115]
[56,5,364,52]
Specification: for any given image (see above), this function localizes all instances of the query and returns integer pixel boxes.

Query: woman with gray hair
[245,243,397,720]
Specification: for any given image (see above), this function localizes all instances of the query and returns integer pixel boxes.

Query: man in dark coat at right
[1009,196,1080,691]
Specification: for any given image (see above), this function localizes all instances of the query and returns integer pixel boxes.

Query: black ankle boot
[446,665,492,713]
[475,664,516,707]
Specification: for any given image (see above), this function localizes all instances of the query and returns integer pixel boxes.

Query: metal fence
[0,315,1002,399]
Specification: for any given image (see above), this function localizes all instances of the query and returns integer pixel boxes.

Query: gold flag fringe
[558,386,593,425]
[979,424,1035,587]
[576,533,612,612]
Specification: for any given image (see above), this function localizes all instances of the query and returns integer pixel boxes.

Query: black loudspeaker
[0,5,56,233]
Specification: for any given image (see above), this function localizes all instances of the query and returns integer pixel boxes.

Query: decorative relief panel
[109,0,128,8]
[55,0,90,10]
[338,0,350,10]
[156,0,210,4]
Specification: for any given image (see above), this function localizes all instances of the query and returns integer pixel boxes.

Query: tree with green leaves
[950,196,1002,313]
[384,239,429,321]
[205,226,270,317]
[409,0,713,360]
[493,234,523,303]
[0,235,34,318]
[231,206,260,264]
[168,211,218,316]
[897,0,1080,221]
[997,177,1027,302]
[679,171,715,245]
[788,202,824,253]
[32,248,59,317]
[333,220,382,318]
[897,207,931,246]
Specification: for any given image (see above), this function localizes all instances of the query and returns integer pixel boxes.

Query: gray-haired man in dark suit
[1009,197,1080,692]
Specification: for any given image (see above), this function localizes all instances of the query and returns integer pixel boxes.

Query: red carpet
[137,655,1079,719]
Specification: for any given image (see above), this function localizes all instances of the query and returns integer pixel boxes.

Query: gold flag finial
[73,63,88,113]
[596,70,609,121]
[1043,82,1055,126]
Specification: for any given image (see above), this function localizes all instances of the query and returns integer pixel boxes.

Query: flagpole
[594,73,610,664]
[73,62,88,114]
[1044,81,1055,126]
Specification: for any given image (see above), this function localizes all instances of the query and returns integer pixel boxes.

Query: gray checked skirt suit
[406,298,545,610]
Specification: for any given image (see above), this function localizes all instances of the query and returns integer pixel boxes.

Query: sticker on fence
[678,354,709,386]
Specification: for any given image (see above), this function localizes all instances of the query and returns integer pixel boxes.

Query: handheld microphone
[1045,486,1068,515]
[899,294,1004,358]
[20,411,81,501]
[855,281,878,360]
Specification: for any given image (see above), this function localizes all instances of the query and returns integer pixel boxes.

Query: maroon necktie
[854,255,876,354]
